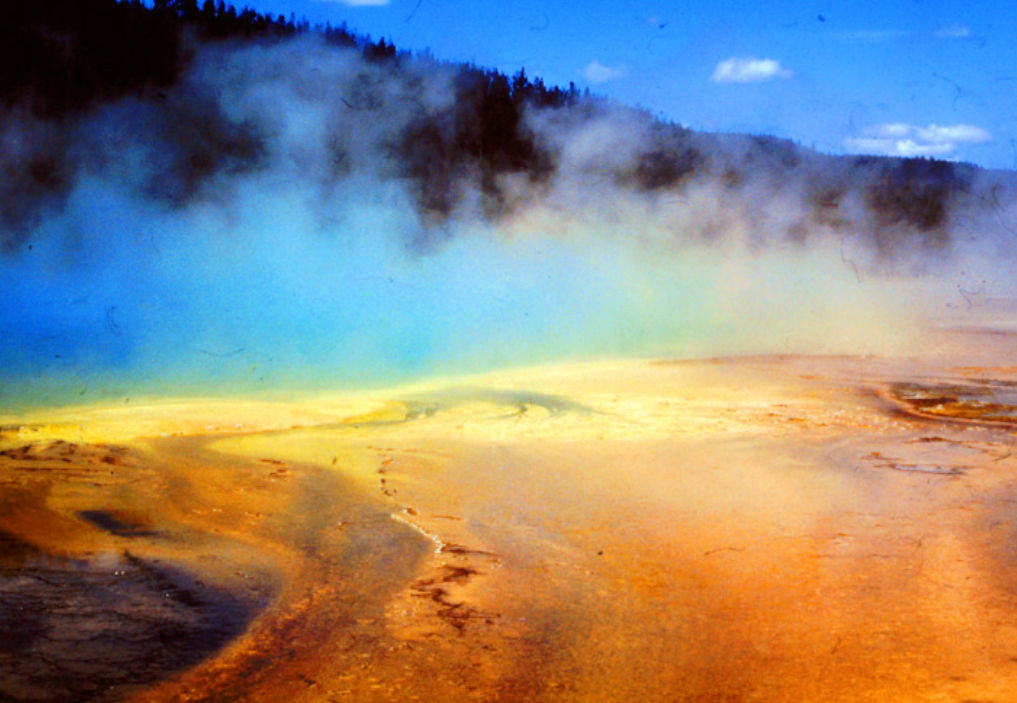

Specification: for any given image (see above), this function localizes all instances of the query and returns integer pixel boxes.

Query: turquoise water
[0,179,727,411]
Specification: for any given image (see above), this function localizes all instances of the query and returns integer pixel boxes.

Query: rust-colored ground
[4,339,1017,701]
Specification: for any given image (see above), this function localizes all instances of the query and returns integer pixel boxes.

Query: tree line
[0,0,584,117]
[0,0,1002,252]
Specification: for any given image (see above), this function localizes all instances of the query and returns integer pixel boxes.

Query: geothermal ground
[3,325,1017,702]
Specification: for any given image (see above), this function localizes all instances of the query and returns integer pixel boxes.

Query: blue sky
[241,0,1017,170]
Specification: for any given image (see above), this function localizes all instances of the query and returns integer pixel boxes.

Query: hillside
[1,0,1016,409]
[3,0,1014,258]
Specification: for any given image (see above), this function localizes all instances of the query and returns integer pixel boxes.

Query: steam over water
[2,34,1016,409]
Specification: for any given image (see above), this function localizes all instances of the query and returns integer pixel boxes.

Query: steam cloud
[2,28,1016,409]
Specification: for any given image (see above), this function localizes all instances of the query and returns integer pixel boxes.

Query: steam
[2,34,1016,409]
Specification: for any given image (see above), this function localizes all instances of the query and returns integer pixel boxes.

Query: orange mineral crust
[4,353,1017,701]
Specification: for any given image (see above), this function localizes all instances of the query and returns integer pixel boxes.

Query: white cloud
[835,27,971,42]
[843,29,910,42]
[845,137,955,158]
[314,0,390,6]
[934,25,971,38]
[867,123,912,139]
[711,57,792,83]
[845,122,991,158]
[916,124,990,143]
[580,60,628,84]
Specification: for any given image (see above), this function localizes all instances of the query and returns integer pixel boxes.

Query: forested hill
[2,0,1014,260]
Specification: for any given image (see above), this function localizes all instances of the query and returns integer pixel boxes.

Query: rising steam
[2,22,1016,409]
